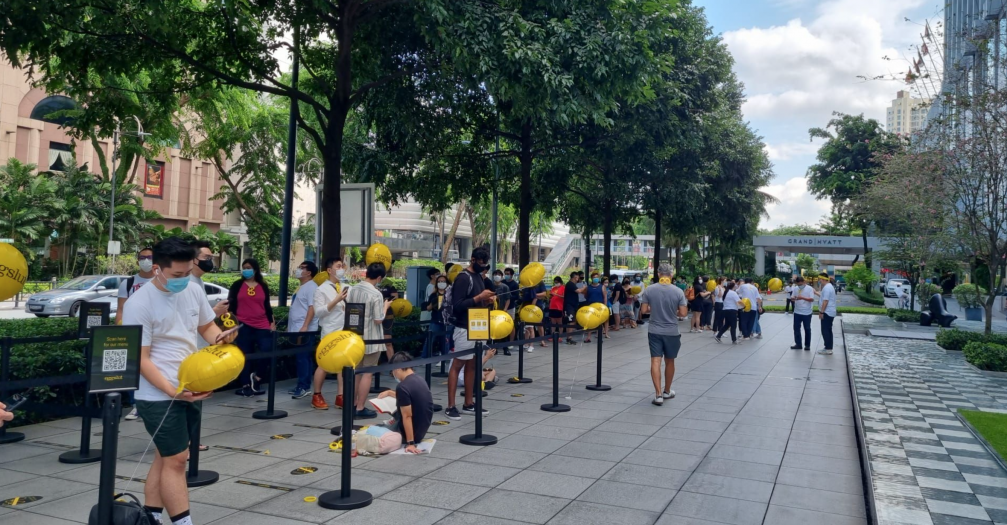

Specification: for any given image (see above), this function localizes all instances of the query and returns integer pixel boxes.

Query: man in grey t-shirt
[639,264,689,406]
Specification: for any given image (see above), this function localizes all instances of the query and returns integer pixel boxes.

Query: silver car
[884,278,910,298]
[93,281,230,315]
[25,275,127,317]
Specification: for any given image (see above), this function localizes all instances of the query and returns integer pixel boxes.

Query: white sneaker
[756,334,762,339]
[817,349,833,355]
[662,390,676,399]
[125,408,139,421]
[652,396,664,406]
[523,344,531,351]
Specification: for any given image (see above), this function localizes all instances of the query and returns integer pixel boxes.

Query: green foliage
[936,329,1007,351]
[892,310,922,322]
[200,273,300,298]
[390,259,444,279]
[844,263,878,290]
[808,113,902,204]
[761,305,888,315]
[959,410,1007,462]
[795,254,818,275]
[0,318,84,426]
[853,288,886,305]
[916,283,942,307]
[964,342,1007,372]
[953,284,988,309]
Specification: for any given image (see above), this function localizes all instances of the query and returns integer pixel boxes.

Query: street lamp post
[109,116,147,273]
[278,21,301,307]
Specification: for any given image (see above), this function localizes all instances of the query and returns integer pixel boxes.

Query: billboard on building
[145,161,165,197]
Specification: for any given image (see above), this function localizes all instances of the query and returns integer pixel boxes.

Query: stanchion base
[540,403,571,413]
[507,377,533,384]
[431,372,449,378]
[58,449,102,464]
[369,386,390,394]
[252,410,288,420]
[318,489,373,510]
[432,404,442,412]
[0,432,25,444]
[459,433,498,446]
[585,384,611,391]
[186,470,219,488]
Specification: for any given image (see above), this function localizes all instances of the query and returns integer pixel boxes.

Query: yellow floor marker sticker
[303,496,318,503]
[1,496,42,507]
[291,466,318,475]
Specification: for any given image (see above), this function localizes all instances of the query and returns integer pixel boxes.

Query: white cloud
[764,139,822,161]
[759,176,833,229]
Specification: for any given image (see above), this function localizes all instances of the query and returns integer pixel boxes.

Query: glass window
[60,277,100,290]
[48,142,73,171]
[100,277,120,290]
[30,96,77,126]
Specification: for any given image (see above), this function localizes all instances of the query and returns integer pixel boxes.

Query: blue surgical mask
[159,271,189,294]
[593,278,600,284]
[504,275,512,281]
[242,269,254,279]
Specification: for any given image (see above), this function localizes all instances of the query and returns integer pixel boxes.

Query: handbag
[88,493,157,525]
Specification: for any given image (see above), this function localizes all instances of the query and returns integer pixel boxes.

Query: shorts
[136,400,202,457]
[507,308,516,320]
[548,309,563,319]
[648,334,681,359]
[452,329,478,361]
[564,307,577,323]
[359,352,381,368]
[620,304,634,315]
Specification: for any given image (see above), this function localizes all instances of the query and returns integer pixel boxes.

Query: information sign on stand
[344,303,366,336]
[88,325,141,394]
[468,309,489,341]
[78,301,110,340]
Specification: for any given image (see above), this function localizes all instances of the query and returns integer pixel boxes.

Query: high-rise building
[885,90,932,135]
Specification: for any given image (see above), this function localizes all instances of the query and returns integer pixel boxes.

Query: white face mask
[437,282,447,290]
[294,269,304,279]
[335,268,345,279]
[138,259,153,272]
[493,275,503,282]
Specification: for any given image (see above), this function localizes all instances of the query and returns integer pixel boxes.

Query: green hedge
[937,328,1007,351]
[853,288,886,305]
[1,318,85,427]
[201,273,408,296]
[761,305,888,315]
[964,341,1007,372]
[892,310,922,322]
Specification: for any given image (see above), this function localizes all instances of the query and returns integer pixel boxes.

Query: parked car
[25,275,127,317]
[92,281,230,315]
[884,278,910,298]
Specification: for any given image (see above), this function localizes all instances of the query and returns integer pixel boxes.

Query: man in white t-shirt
[123,237,235,525]
[738,278,762,340]
[311,257,349,410]
[288,261,319,399]
[344,262,391,419]
[117,247,155,421]
[790,276,816,351]
[818,273,838,355]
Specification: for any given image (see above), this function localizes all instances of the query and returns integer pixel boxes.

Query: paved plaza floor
[1,313,867,524]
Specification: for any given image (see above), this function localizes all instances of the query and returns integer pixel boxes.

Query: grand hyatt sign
[786,238,845,246]
[752,235,883,253]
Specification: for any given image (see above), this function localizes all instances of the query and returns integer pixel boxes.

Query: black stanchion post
[59,390,101,463]
[96,392,121,525]
[508,323,533,385]
[586,325,610,392]
[460,343,498,446]
[432,327,449,378]
[424,362,443,413]
[185,407,218,487]
[253,334,287,420]
[319,366,372,510]
[540,333,570,412]
[0,336,24,444]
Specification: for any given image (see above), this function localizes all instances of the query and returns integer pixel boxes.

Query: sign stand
[78,302,110,340]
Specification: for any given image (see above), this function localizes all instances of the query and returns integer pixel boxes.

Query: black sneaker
[235,385,254,397]
[566,338,576,345]
[462,404,489,416]
[503,348,512,356]
[804,347,811,351]
[354,408,377,419]
[790,345,802,350]
[444,406,462,420]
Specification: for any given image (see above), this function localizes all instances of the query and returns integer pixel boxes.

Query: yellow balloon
[706,279,716,292]
[489,310,514,340]
[390,298,412,318]
[590,303,610,323]
[313,270,329,286]
[768,278,783,292]
[630,286,642,295]
[576,305,602,330]
[0,243,28,302]
[447,264,463,284]
[519,262,546,288]
[365,243,392,271]
[742,298,752,312]
[176,344,246,394]
[316,331,366,373]
[519,305,543,324]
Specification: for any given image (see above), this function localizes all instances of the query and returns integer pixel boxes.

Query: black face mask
[197,259,214,273]
[472,261,488,274]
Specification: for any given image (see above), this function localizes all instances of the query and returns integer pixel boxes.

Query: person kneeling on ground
[458,347,498,391]
[356,352,433,454]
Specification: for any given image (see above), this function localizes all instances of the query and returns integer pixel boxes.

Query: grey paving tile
[781,452,860,476]
[434,512,529,525]
[0,512,84,525]
[356,454,452,477]
[381,478,488,510]
[769,484,866,518]
[0,477,95,510]
[553,441,631,462]
[762,504,868,525]
[576,480,676,512]
[574,429,648,448]
[327,499,449,525]
[663,491,768,525]
[623,449,704,472]
[515,424,587,441]
[639,436,713,456]
[462,447,547,468]
[601,463,692,489]
[546,501,660,525]
[527,455,616,479]
[425,460,522,488]
[695,457,780,483]
[495,434,569,454]
[459,489,570,524]
[498,470,596,499]
[681,472,775,503]
[776,466,864,496]
[708,444,784,466]
[246,487,346,523]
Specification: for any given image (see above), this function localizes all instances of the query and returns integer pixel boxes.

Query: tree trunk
[320,109,348,261]
[674,239,682,275]
[466,205,482,249]
[441,200,466,265]
[986,259,1000,335]
[603,205,612,277]
[652,207,663,274]
[517,119,533,269]
[861,225,871,270]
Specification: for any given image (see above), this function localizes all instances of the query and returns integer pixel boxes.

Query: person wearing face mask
[420,268,441,323]
[790,275,815,351]
[117,247,156,421]
[444,247,495,420]
[426,275,450,357]
[633,274,646,325]
[228,258,275,397]
[122,237,237,525]
[189,240,229,319]
[287,261,319,399]
[310,257,349,410]
[585,272,608,341]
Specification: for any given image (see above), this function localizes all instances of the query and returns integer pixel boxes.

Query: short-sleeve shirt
[236,282,271,329]
[118,274,153,299]
[564,282,580,311]
[723,290,742,311]
[494,282,510,311]
[549,285,565,311]
[820,283,838,317]
[640,284,688,336]
[313,281,345,337]
[124,280,215,401]
[739,284,761,308]
[288,280,319,331]
[393,373,433,443]
[346,281,385,354]
[791,285,816,315]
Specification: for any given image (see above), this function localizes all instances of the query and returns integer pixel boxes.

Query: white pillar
[755,246,766,276]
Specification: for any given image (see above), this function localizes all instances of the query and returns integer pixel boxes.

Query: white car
[94,281,230,314]
[884,279,910,298]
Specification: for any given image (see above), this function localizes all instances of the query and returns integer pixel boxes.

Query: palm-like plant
[0,159,60,257]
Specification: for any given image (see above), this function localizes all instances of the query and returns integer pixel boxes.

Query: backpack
[88,492,157,525]
[441,272,474,326]
[685,287,695,301]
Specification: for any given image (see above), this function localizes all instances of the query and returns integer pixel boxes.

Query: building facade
[886,90,931,134]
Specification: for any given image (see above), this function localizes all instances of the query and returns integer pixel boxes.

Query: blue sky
[695,0,942,229]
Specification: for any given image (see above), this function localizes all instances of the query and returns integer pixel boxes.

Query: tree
[844,262,878,290]
[796,253,819,275]
[807,113,903,266]
[0,159,58,257]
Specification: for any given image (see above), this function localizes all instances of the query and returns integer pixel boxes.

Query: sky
[696,0,943,230]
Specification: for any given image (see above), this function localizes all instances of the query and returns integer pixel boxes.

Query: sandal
[199,444,209,452]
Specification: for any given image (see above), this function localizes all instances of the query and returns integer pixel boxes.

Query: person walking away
[640,265,688,405]
[737,278,760,340]
[818,273,837,355]
[548,277,566,337]
[117,247,156,421]
[609,275,624,332]
[621,278,638,329]
[712,277,725,336]
[701,276,715,330]
[124,237,236,525]
[344,263,392,419]
[229,259,274,397]
[564,272,586,343]
[504,267,520,351]
[688,278,706,333]
[585,272,608,341]
[310,257,349,410]
[784,279,794,314]
[288,261,319,399]
[427,274,449,357]
[791,276,815,351]
[420,268,440,323]
[715,281,743,344]
[491,270,512,354]
[376,352,434,453]
[444,247,495,420]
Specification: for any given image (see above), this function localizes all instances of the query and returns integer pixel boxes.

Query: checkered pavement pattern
[847,334,1007,525]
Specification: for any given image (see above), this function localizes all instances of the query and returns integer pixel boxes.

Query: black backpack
[88,493,158,525]
[441,272,474,326]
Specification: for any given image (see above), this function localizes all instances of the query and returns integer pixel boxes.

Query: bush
[953,284,988,309]
[844,262,879,290]
[390,259,443,278]
[916,283,942,307]
[892,310,922,322]
[853,288,886,305]
[936,328,1007,351]
[761,305,888,315]
[887,308,898,318]
[964,341,1007,371]
[201,273,300,297]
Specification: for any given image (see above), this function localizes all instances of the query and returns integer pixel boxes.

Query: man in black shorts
[639,264,688,406]
[564,271,585,344]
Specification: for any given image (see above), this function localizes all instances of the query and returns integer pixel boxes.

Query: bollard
[318,366,373,510]
[369,364,390,394]
[459,343,498,446]
[585,326,611,391]
[424,362,442,413]
[507,325,533,385]
[95,393,122,525]
[540,333,571,412]
[432,327,450,378]
[185,407,219,487]
[252,336,287,420]
[0,337,24,444]
[58,391,102,463]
